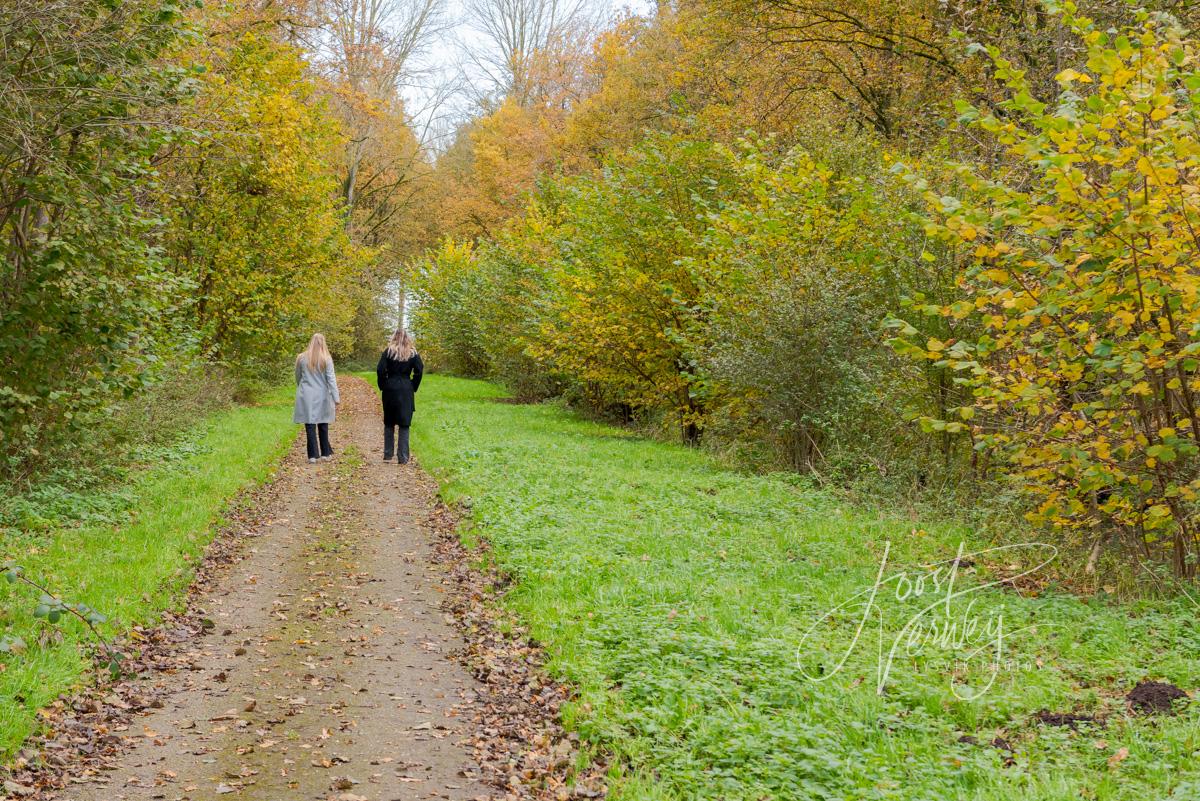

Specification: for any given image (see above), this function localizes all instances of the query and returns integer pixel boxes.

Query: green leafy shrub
[412,132,974,486]
[892,6,1200,576]
[0,0,198,479]
[697,139,922,472]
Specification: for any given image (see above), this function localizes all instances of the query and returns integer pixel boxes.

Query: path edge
[420,477,613,800]
[0,435,302,799]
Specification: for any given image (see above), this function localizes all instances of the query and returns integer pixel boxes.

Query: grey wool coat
[293,358,340,424]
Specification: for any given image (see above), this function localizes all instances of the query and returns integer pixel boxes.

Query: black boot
[383,425,395,461]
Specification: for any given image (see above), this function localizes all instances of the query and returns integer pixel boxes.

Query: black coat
[376,351,424,427]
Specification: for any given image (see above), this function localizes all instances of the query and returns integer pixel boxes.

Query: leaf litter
[2,378,609,800]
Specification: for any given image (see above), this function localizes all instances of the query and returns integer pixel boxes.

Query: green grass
[412,374,1200,801]
[0,387,297,757]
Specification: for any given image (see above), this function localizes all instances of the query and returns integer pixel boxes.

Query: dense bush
[0,0,197,479]
[411,240,492,377]
[532,135,741,441]
[697,142,917,471]
[892,8,1200,575]
[411,133,968,478]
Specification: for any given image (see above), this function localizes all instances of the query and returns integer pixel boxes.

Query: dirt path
[53,377,494,801]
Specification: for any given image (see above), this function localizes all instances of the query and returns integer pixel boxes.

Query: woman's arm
[294,359,302,385]
[376,354,387,391]
[411,354,424,393]
[326,360,340,405]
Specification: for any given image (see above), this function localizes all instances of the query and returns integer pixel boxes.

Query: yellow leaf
[1056,68,1093,84]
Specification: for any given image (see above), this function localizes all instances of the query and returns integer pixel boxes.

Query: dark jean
[384,425,410,463]
[304,423,332,459]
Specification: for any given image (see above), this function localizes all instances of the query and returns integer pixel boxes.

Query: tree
[315,0,444,215]
[892,6,1200,576]
[529,135,737,441]
[0,0,194,476]
[162,22,364,370]
[310,0,448,348]
[462,0,596,105]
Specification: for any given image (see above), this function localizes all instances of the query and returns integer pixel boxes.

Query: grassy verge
[412,374,1200,801]
[0,387,297,757]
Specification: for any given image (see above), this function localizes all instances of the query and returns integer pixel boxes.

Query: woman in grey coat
[294,333,340,463]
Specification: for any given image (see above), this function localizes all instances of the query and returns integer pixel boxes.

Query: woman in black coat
[376,330,424,464]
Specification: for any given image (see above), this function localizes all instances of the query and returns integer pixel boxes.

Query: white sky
[400,0,656,142]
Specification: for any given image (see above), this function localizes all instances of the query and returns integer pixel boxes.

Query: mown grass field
[413,374,1200,801]
[0,388,296,757]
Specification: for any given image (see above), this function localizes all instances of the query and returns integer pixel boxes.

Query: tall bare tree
[312,0,446,212]
[462,0,596,105]
[304,0,452,338]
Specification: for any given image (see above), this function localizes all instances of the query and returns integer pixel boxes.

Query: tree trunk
[397,279,406,330]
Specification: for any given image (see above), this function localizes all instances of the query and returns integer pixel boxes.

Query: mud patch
[956,734,1015,766]
[1127,680,1188,714]
[1032,710,1103,730]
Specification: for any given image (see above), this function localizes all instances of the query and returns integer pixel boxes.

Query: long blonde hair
[298,333,331,371]
[385,329,415,361]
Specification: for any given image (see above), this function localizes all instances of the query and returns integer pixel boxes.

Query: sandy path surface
[53,377,493,801]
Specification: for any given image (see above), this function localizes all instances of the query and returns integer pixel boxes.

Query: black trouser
[304,423,332,459]
[384,425,410,463]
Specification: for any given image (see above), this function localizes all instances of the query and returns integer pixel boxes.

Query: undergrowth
[414,374,1200,801]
